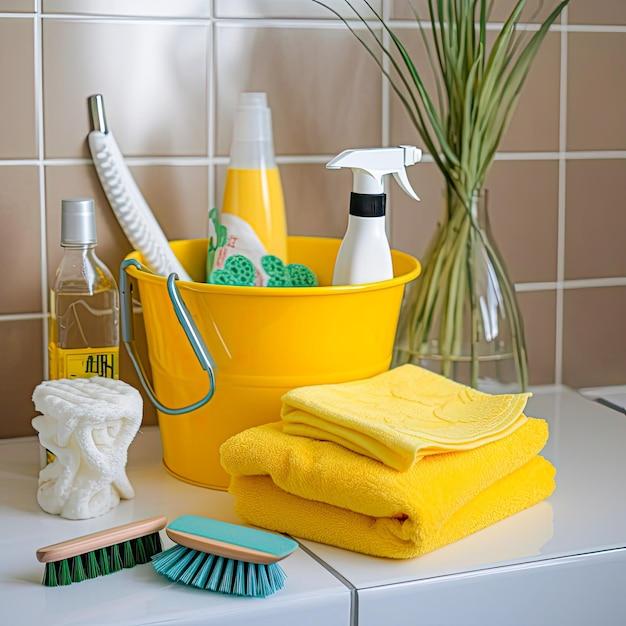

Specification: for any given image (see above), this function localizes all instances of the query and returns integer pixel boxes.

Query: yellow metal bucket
[121,236,420,490]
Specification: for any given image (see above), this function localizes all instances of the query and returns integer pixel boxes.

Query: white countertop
[579,385,626,414]
[2,387,626,625]
[0,429,350,626]
[301,387,626,625]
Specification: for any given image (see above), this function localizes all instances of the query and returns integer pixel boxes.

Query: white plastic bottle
[328,146,422,285]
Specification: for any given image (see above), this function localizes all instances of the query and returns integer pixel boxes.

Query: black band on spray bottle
[349,192,386,217]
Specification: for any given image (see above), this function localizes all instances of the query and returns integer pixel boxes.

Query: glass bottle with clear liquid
[49,198,119,380]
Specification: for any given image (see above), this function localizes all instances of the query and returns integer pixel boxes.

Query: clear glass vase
[393,189,528,393]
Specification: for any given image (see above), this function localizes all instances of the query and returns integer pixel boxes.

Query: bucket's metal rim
[123,236,421,295]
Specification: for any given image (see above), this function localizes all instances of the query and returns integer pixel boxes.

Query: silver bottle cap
[61,198,97,246]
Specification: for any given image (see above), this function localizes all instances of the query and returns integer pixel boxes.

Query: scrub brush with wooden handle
[151,515,298,597]
[36,516,167,586]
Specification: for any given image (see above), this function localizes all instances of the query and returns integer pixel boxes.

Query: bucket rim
[122,236,421,295]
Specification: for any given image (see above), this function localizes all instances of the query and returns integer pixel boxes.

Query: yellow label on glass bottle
[49,345,119,380]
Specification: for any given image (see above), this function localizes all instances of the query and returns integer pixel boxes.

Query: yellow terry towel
[281,364,530,470]
[220,417,555,559]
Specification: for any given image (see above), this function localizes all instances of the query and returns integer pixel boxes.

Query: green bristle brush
[36,516,166,587]
[151,515,298,597]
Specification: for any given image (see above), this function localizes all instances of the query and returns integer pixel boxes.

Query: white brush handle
[88,130,193,282]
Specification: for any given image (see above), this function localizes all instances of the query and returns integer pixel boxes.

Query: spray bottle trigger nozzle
[392,168,420,202]
[400,145,422,167]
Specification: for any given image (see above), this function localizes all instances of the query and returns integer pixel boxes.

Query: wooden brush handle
[36,516,167,563]
[166,528,285,565]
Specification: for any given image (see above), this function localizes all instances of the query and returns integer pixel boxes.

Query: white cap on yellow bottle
[229,92,277,169]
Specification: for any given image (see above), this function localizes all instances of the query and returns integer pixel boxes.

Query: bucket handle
[120,259,217,415]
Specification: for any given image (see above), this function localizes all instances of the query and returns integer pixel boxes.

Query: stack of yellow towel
[220,365,556,559]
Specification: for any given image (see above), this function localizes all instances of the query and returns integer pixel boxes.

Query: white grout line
[554,5,569,386]
[563,150,626,160]
[1,10,625,34]
[33,5,49,379]
[558,277,626,289]
[207,14,215,216]
[515,277,626,292]
[31,15,213,26]
[381,0,392,242]
[565,24,626,33]
[2,149,624,169]
[0,313,46,322]
[383,21,626,34]
[516,282,559,292]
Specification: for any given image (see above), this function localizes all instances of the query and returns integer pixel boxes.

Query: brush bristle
[151,545,287,597]
[42,531,163,587]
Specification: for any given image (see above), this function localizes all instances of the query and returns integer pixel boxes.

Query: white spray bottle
[328,145,422,285]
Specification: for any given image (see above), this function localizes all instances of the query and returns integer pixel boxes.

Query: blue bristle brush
[151,515,298,597]
[36,516,166,586]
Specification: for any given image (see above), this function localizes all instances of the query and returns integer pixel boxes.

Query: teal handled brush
[151,515,298,597]
[36,516,166,586]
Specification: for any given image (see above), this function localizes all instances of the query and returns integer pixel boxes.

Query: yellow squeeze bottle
[221,93,287,262]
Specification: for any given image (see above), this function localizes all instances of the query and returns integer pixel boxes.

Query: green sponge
[207,252,319,288]
[261,255,319,288]
[262,255,292,287]
[287,263,318,287]
[209,255,256,286]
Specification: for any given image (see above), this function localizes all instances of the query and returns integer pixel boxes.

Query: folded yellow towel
[280,364,530,470]
[220,417,555,559]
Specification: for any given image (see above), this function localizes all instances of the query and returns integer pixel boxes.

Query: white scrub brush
[87,94,192,282]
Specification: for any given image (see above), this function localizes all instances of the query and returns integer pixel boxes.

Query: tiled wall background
[1,0,625,437]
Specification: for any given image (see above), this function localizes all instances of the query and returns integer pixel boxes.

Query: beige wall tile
[42,0,210,17]
[387,26,439,153]
[0,0,34,11]
[215,0,382,18]
[0,18,36,159]
[565,160,626,280]
[498,32,561,153]
[517,290,556,385]
[216,161,351,239]
[215,25,382,156]
[390,159,559,284]
[45,165,133,283]
[128,165,210,242]
[45,164,209,284]
[567,33,626,151]
[42,19,209,158]
[0,166,41,314]
[2,3,626,431]
[0,318,157,438]
[0,319,43,438]
[486,160,559,283]
[388,27,560,153]
[389,161,447,261]
[562,287,626,388]
[392,0,564,23]
[281,163,352,238]
[569,1,626,25]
